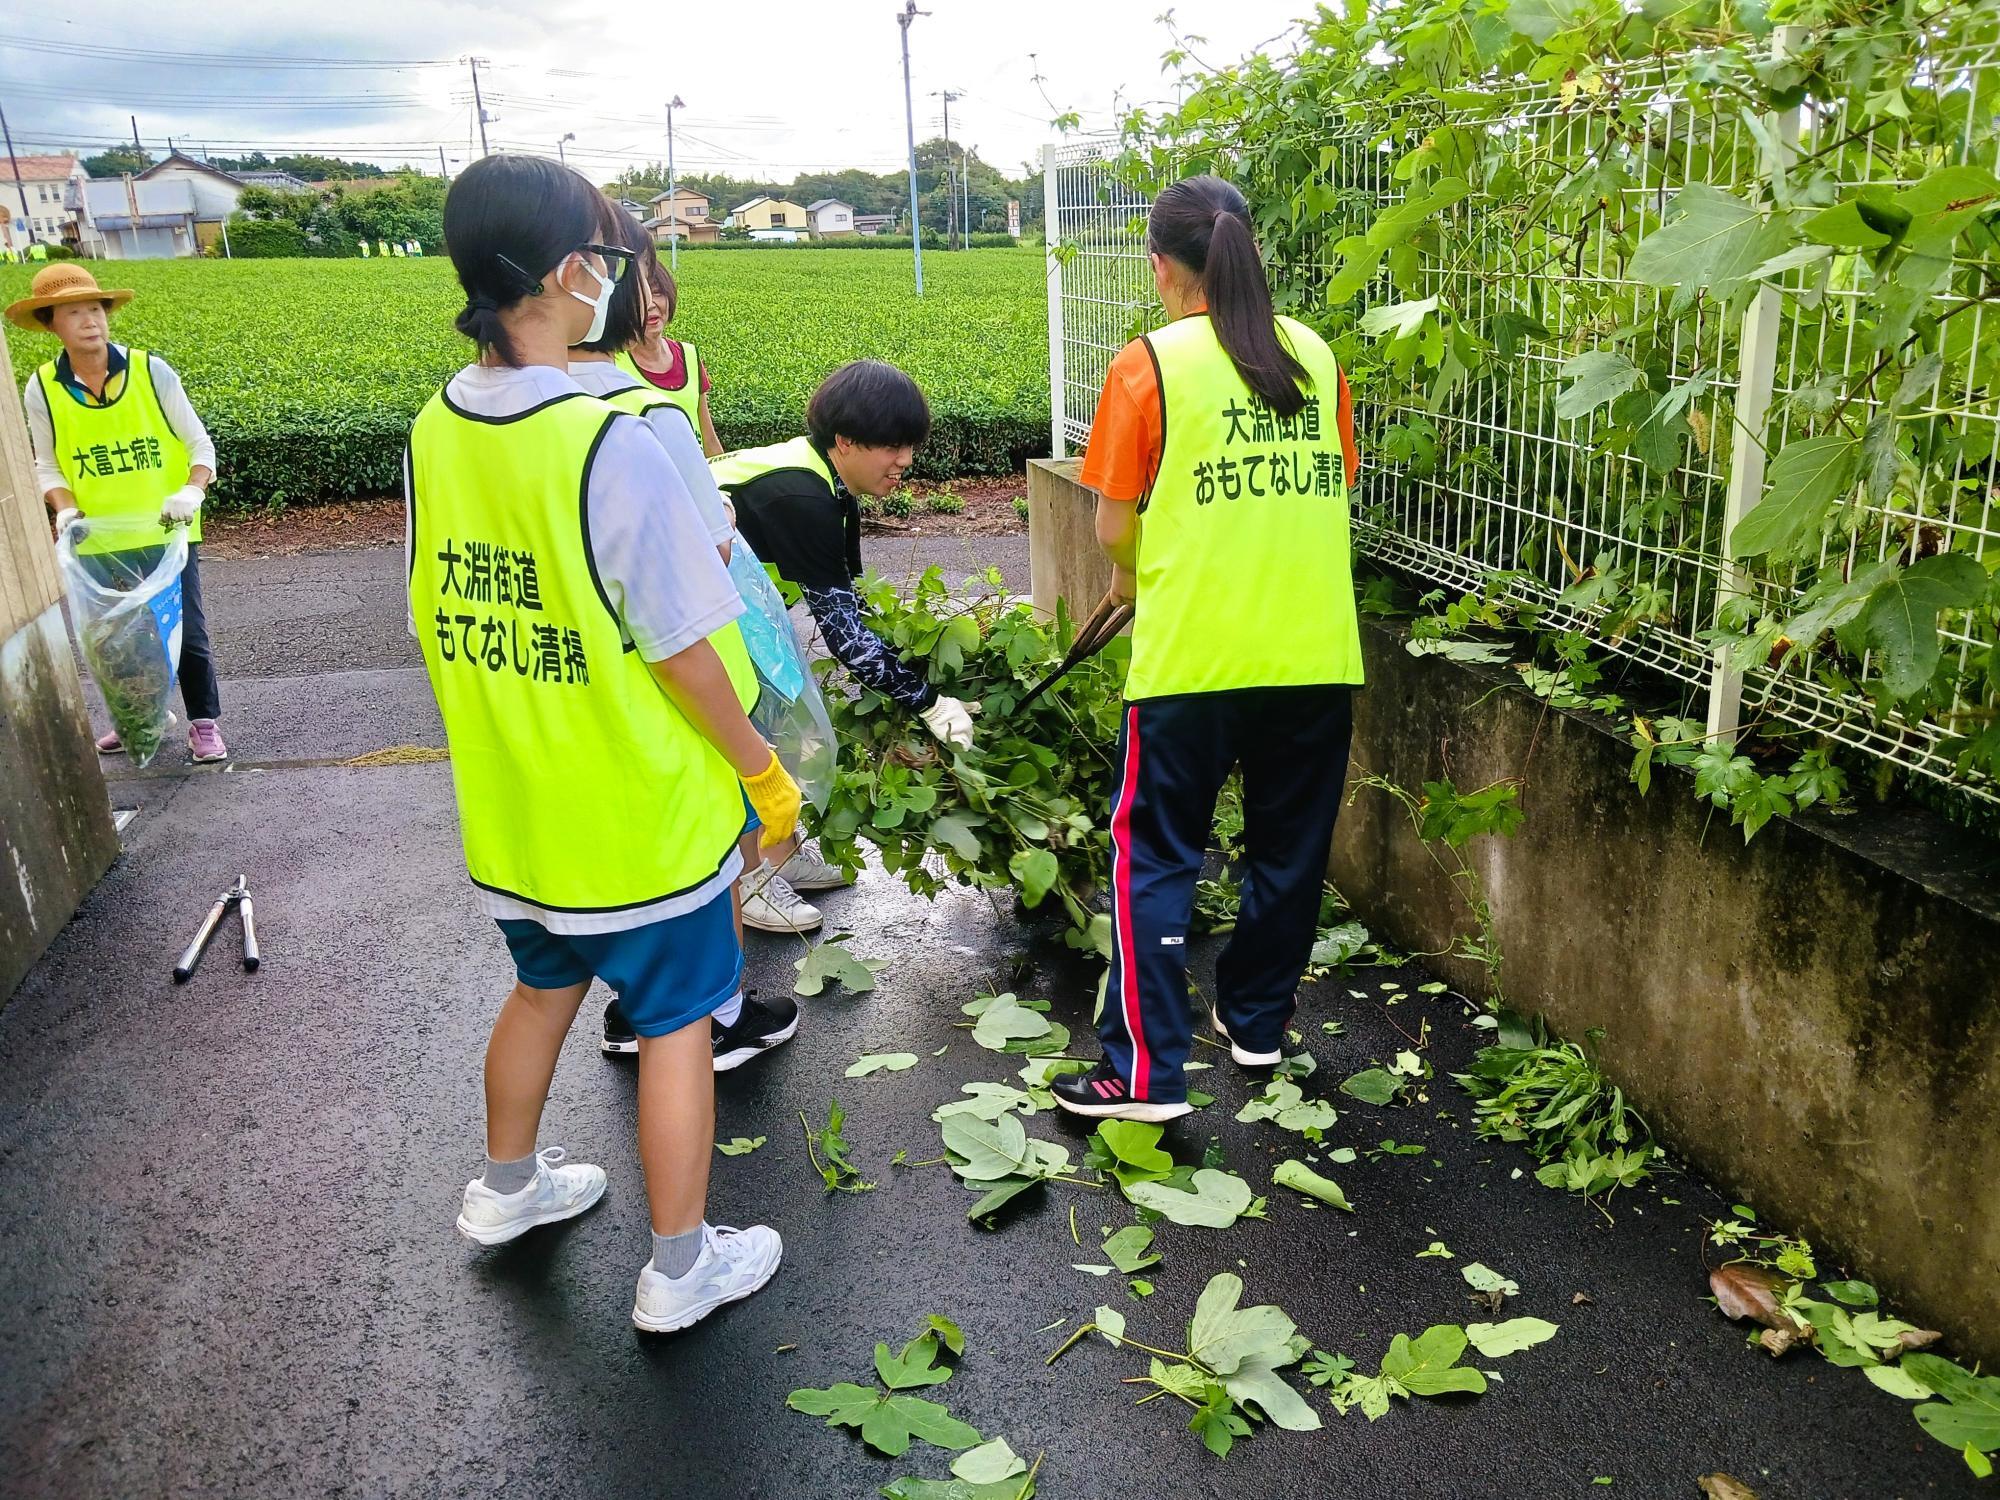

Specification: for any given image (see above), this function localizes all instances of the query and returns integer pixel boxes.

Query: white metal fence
[1043,37,2000,804]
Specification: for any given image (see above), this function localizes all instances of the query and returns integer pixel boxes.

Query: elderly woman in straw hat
[9,263,228,762]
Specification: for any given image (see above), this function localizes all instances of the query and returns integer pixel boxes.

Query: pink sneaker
[188,719,229,763]
[95,729,124,754]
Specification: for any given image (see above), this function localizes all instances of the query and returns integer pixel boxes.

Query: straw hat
[5,263,135,332]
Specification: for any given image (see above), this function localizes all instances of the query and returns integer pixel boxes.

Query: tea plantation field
[1,248,1049,508]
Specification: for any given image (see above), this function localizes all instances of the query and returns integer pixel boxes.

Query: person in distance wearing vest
[409,155,794,1332]
[10,263,229,763]
[615,237,723,458]
[1050,175,1364,1124]
[712,362,981,810]
[565,199,808,1053]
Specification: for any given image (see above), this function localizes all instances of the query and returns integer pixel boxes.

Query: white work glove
[52,506,81,539]
[919,694,980,751]
[159,485,204,526]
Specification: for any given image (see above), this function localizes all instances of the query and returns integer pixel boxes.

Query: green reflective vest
[407,386,745,915]
[708,433,835,494]
[598,380,759,713]
[36,349,195,555]
[614,339,703,431]
[1122,314,1363,701]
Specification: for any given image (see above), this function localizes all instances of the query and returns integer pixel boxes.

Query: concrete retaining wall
[1331,615,2000,1361]
[1027,459,1111,617]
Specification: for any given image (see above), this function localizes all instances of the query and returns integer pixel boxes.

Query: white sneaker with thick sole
[776,843,852,893]
[740,864,823,934]
[1211,1006,1283,1068]
[455,1146,607,1245]
[632,1223,783,1333]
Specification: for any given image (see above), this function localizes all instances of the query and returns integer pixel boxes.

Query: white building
[805,198,855,237]
[1,155,91,255]
[84,178,199,259]
[136,152,248,251]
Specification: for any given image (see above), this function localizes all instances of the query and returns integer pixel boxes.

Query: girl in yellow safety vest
[617,238,722,457]
[1050,175,1365,1124]
[408,154,799,1332]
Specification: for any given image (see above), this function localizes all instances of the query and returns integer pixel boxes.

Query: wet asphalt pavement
[0,535,1978,1499]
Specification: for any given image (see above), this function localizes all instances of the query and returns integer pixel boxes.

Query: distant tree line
[222,175,445,257]
[79,146,391,181]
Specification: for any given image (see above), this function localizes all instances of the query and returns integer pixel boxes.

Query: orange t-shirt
[1078,326,1359,504]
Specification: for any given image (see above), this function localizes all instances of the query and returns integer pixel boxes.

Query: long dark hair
[635,233,678,325]
[1147,175,1308,417]
[443,154,603,367]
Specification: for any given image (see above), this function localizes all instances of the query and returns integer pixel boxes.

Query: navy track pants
[1098,684,1354,1102]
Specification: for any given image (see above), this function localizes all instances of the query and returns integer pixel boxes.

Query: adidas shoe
[1050,1059,1191,1122]
[712,993,800,1072]
[455,1146,606,1246]
[632,1222,783,1334]
[1211,1006,1283,1068]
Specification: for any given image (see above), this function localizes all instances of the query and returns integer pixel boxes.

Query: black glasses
[574,243,636,282]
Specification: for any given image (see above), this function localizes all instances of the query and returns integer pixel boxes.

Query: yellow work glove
[741,750,802,851]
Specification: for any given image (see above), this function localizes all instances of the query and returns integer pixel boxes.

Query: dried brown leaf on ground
[1892,1327,1942,1356]
[1710,1263,1794,1331]
[1758,1327,1802,1358]
[1572,1291,1594,1306]
[1698,1474,1759,1500]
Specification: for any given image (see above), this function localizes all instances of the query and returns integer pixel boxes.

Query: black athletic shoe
[601,1000,638,1056]
[1050,1059,1192,1122]
[712,993,800,1073]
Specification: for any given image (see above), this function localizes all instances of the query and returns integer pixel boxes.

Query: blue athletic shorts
[496,886,742,1039]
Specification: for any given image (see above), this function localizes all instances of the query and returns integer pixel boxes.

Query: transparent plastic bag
[728,535,836,811]
[56,515,187,768]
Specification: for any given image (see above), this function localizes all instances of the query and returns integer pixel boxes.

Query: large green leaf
[1125,1169,1259,1227]
[1188,1273,1300,1376]
[1729,434,1861,558]
[941,1112,1036,1181]
[1008,848,1060,907]
[1381,1325,1488,1396]
[795,937,888,997]
[1553,350,1644,421]
[1857,555,1991,697]
[1236,1079,1337,1133]
[1273,1159,1354,1210]
[1507,0,1586,44]
[876,1336,954,1390]
[950,1437,1028,1484]
[1904,1354,2000,1454]
[1628,186,1793,311]
[970,994,1053,1051]
[1465,1317,1559,1357]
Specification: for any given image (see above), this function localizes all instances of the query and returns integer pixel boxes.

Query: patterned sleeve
[802,582,937,711]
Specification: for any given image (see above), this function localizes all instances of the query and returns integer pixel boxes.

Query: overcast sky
[1,1,1311,180]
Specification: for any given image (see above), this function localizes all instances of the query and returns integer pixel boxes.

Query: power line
[0,30,457,70]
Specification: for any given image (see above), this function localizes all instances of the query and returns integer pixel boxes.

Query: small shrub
[881,488,914,519]
[1013,495,1030,521]
[924,488,965,515]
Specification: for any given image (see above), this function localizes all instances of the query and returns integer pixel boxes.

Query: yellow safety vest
[709,434,835,494]
[36,349,195,555]
[598,381,759,713]
[614,339,703,431]
[407,386,745,914]
[1122,314,1363,701]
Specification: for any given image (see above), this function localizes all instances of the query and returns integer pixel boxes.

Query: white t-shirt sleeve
[147,356,219,474]
[585,416,742,662]
[644,406,733,546]
[21,376,63,500]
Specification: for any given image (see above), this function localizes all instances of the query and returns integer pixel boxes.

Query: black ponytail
[1148,175,1308,417]
[443,154,603,367]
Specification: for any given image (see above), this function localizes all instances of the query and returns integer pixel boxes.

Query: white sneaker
[777,843,852,893]
[1211,1006,1283,1068]
[740,864,823,934]
[632,1223,783,1333]
[455,1146,607,1245]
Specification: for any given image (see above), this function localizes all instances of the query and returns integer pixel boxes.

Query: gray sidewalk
[0,538,1974,1500]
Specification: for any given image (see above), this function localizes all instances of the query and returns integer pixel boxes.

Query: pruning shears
[1020,590,1134,709]
[173,875,260,983]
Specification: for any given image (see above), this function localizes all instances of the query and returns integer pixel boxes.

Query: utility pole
[131,115,142,159]
[464,57,491,156]
[666,95,684,272]
[933,88,961,249]
[438,145,450,180]
[964,139,974,250]
[897,1,927,296]
[0,99,31,240]
[558,131,574,165]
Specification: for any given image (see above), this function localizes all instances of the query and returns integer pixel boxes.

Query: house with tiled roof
[0,154,90,256]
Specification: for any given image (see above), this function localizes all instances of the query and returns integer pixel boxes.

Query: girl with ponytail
[1050,174,1369,1125]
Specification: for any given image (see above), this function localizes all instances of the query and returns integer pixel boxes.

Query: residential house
[84,178,199,259]
[726,195,807,233]
[231,169,311,193]
[853,213,898,237]
[1,154,91,255]
[136,151,249,251]
[646,186,718,244]
[805,199,855,237]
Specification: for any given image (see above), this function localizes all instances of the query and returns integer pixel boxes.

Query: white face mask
[563,256,617,344]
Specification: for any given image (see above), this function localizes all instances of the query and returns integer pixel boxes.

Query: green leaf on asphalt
[1071,1264,1113,1276]
[1103,1225,1161,1273]
[1236,1079,1337,1134]
[1903,1354,2000,1455]
[1729,434,1860,559]
[1126,1169,1261,1228]
[1188,1273,1324,1433]
[1093,1120,1175,1189]
[882,1477,1034,1500]
[715,1135,767,1156]
[1465,1317,1559,1358]
[1418,1241,1453,1258]
[1857,554,1990,698]
[932,1083,1038,1123]
[1820,1280,1880,1309]
[942,1112,1036,1180]
[877,1334,954,1390]
[1094,1303,1127,1344]
[951,1436,1027,1484]
[1462,1262,1521,1297]
[1554,350,1644,422]
[923,1314,966,1357]
[1340,1068,1403,1106]
[1381,1325,1488,1397]
[1273,1159,1354,1211]
[788,1383,983,1459]
[1866,1363,1933,1401]
[847,1052,920,1078]
[970,994,1054,1051]
[795,936,889,997]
